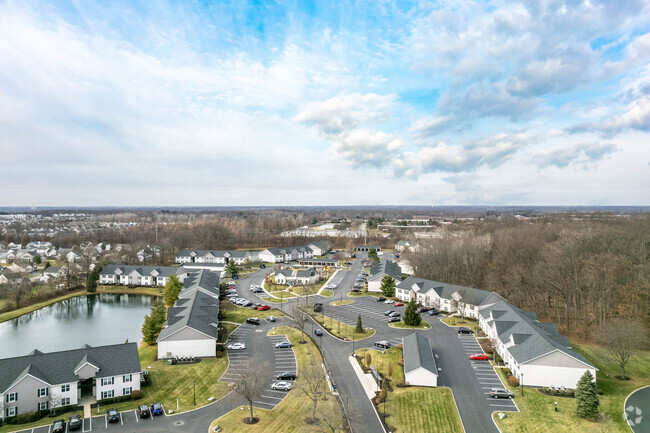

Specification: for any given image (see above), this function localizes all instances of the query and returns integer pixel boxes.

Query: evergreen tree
[575,371,599,420]
[355,315,364,333]
[34,255,42,265]
[380,275,396,297]
[86,265,101,293]
[163,275,183,307]
[142,297,166,345]
[225,260,239,276]
[368,249,379,261]
[403,299,422,326]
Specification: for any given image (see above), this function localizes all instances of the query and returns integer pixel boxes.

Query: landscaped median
[303,308,375,341]
[440,315,482,333]
[330,299,354,306]
[492,344,650,433]
[389,321,431,329]
[354,347,464,433]
[209,326,342,432]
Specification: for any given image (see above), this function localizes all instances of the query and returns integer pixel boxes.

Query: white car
[227,342,246,350]
[271,381,293,391]
[384,299,395,304]
[227,281,236,286]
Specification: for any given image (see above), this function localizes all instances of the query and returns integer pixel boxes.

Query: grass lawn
[331,300,354,306]
[221,305,282,323]
[105,344,231,414]
[265,283,288,292]
[354,347,463,433]
[260,296,284,304]
[347,291,381,298]
[308,310,375,341]
[0,290,87,323]
[319,289,334,298]
[97,285,162,296]
[290,281,326,296]
[210,326,341,432]
[494,344,650,433]
[440,316,482,333]
[390,321,431,329]
[269,290,298,299]
[0,409,85,433]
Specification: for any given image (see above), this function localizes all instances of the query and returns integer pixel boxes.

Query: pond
[0,294,154,359]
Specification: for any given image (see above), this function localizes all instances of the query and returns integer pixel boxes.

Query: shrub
[378,389,387,403]
[397,359,404,367]
[502,368,512,376]
[131,390,143,400]
[508,376,520,387]
[387,363,393,377]
[396,379,407,387]
[216,351,224,358]
[542,386,549,394]
[365,352,372,367]
[566,389,575,397]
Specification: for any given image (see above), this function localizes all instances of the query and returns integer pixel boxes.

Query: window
[6,407,16,417]
[101,377,114,386]
[61,397,70,406]
[101,390,114,400]
[37,387,48,397]
[61,384,70,393]
[123,374,132,383]
[123,387,132,395]
[38,401,48,411]
[6,392,17,403]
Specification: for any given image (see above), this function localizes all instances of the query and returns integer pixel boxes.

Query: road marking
[260,394,285,400]
[104,416,107,429]
[134,410,139,422]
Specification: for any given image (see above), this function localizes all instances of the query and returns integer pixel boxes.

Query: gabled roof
[100,264,183,278]
[369,260,402,281]
[397,276,500,306]
[180,269,220,298]
[0,343,141,393]
[158,291,219,341]
[403,333,438,376]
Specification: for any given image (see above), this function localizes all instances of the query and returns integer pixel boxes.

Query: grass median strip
[390,321,431,329]
[319,289,334,298]
[306,309,375,341]
[330,300,354,306]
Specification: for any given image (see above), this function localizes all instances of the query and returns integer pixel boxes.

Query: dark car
[428,309,440,316]
[276,371,297,380]
[52,419,66,433]
[68,414,82,431]
[275,341,293,348]
[377,297,386,302]
[151,402,164,416]
[374,340,391,349]
[106,409,120,423]
[457,327,473,334]
[314,329,323,336]
[388,316,401,323]
[313,303,323,312]
[246,317,261,325]
[138,404,150,418]
[384,310,395,316]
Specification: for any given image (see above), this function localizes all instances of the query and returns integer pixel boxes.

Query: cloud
[568,95,650,136]
[332,129,402,167]
[393,132,530,177]
[409,115,456,140]
[439,83,541,121]
[533,142,619,168]
[294,93,396,134]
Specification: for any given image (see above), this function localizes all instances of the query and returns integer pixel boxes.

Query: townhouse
[99,264,188,287]
[306,240,331,256]
[367,260,403,292]
[396,276,504,318]
[0,343,141,420]
[479,301,597,388]
[273,267,319,285]
[175,249,258,265]
[258,246,314,263]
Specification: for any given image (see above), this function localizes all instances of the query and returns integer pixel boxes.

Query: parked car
[258,305,271,311]
[276,371,297,380]
[227,342,246,350]
[151,402,164,416]
[490,388,515,399]
[394,302,404,307]
[138,404,151,418]
[313,303,323,312]
[376,297,386,302]
[388,316,401,323]
[254,288,264,293]
[384,310,395,316]
[267,315,276,322]
[68,414,82,431]
[243,301,254,307]
[428,310,440,316]
[469,354,489,361]
[350,288,361,293]
[52,420,65,433]
[106,409,120,423]
[374,340,391,349]
[271,381,293,391]
[416,307,430,313]
[275,341,293,348]
[314,329,323,336]
[384,299,394,304]
[246,317,261,325]
[388,311,401,317]
[457,327,473,334]
[227,281,236,286]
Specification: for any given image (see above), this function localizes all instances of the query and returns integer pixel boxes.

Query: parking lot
[14,409,173,433]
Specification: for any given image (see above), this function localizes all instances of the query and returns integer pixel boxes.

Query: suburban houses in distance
[174,240,331,264]
[0,343,141,420]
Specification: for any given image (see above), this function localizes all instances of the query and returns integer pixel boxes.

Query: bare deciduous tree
[299,359,327,423]
[602,319,649,379]
[291,305,308,344]
[233,362,268,423]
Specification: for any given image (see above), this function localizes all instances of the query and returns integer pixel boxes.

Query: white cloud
[332,129,402,167]
[533,142,619,168]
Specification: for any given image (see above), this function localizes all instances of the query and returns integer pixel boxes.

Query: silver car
[271,381,293,391]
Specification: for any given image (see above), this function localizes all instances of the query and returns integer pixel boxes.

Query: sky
[1,0,649,206]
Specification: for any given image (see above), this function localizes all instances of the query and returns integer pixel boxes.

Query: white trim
[74,361,100,375]
[157,325,218,342]
[519,348,597,370]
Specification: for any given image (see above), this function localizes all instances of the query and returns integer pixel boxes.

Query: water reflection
[0,294,154,359]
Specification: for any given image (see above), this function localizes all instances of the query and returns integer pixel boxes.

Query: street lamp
[521,373,524,397]
[193,380,196,405]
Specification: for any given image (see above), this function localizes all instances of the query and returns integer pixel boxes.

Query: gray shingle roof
[0,343,141,393]
[369,260,402,281]
[180,269,220,298]
[397,276,500,306]
[101,264,183,278]
[158,291,219,341]
[402,333,438,376]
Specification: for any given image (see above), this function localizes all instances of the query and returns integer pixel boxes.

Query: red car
[257,305,271,311]
[469,354,489,361]
[394,302,404,307]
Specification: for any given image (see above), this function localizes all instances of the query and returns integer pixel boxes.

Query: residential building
[0,343,141,420]
[395,240,422,252]
[99,265,188,287]
[355,245,381,252]
[175,249,257,265]
[367,260,403,292]
[403,333,438,387]
[274,267,319,285]
[307,240,331,256]
[478,301,597,388]
[258,246,314,263]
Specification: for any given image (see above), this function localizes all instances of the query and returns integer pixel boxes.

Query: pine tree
[404,299,422,326]
[368,249,379,261]
[355,315,364,333]
[226,260,239,276]
[142,297,166,345]
[380,275,396,297]
[575,371,599,420]
[163,275,183,307]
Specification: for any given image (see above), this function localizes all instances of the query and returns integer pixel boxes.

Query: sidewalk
[348,355,379,399]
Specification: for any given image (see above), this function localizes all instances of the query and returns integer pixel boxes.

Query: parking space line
[133,410,138,422]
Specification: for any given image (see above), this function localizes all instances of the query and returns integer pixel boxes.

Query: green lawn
[331,300,354,306]
[308,310,375,341]
[319,289,334,298]
[221,304,282,323]
[347,291,382,298]
[97,285,162,296]
[494,344,650,433]
[440,316,481,333]
[260,296,284,304]
[210,327,340,432]
[269,290,298,299]
[0,410,85,433]
[354,347,463,433]
[390,321,431,329]
[0,290,87,323]
[290,281,326,296]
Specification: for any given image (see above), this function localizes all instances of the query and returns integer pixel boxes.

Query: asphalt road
[626,386,650,433]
